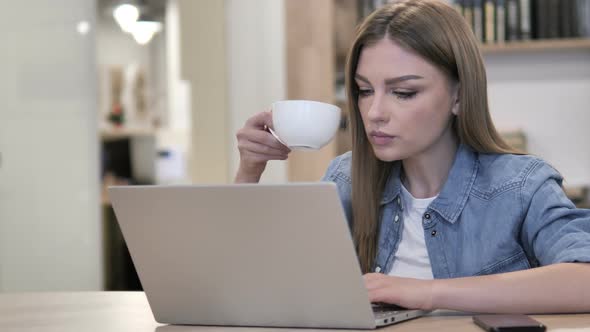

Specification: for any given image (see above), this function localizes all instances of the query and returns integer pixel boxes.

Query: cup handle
[265,126,289,147]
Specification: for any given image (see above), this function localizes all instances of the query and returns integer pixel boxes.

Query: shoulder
[474,152,562,195]
[322,151,352,183]
[322,151,354,225]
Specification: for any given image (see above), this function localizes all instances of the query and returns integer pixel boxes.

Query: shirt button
[424,213,431,220]
[394,215,399,222]
[431,230,437,237]
[375,266,382,273]
[397,197,401,205]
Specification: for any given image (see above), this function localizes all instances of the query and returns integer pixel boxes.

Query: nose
[365,92,389,124]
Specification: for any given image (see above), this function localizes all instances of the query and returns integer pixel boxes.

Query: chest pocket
[474,249,532,276]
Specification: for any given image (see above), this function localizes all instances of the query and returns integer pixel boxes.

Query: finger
[368,288,381,302]
[368,288,395,304]
[240,128,291,154]
[239,141,289,159]
[364,274,393,291]
[240,134,290,156]
[243,152,288,164]
[245,111,273,130]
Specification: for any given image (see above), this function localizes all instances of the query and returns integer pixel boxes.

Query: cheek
[358,100,372,124]
[412,106,447,126]
[396,109,425,140]
[400,98,452,137]
[422,90,453,119]
[357,99,370,115]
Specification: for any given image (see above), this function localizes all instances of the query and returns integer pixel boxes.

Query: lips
[369,130,396,145]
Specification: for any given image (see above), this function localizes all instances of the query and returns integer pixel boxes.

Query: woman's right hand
[234,111,291,183]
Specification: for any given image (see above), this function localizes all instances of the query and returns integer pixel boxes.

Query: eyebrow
[355,74,424,85]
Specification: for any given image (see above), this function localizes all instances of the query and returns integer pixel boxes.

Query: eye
[391,90,417,100]
[358,88,374,98]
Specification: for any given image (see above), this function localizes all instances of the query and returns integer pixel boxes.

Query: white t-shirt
[387,184,436,280]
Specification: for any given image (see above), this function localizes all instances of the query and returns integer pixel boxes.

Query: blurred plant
[108,103,125,127]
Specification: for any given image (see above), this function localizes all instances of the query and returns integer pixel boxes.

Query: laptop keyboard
[371,304,407,318]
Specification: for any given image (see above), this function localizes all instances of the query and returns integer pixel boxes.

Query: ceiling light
[76,21,90,35]
[113,3,139,33]
[131,14,162,45]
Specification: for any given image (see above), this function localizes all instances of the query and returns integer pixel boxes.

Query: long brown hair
[345,0,522,273]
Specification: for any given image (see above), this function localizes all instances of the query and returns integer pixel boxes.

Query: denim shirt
[322,144,590,278]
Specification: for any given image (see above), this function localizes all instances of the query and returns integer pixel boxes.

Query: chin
[371,145,407,162]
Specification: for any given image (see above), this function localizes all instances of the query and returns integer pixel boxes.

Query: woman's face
[355,38,459,162]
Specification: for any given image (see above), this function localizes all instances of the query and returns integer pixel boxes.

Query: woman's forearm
[430,263,590,313]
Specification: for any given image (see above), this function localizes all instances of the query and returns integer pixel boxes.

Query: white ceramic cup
[271,100,342,150]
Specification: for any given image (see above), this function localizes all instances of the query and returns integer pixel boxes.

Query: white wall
[161,0,191,161]
[0,0,101,291]
[149,21,169,128]
[177,0,230,183]
[166,0,190,133]
[226,0,288,183]
[486,50,590,187]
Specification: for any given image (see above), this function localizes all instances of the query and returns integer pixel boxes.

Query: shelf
[100,127,156,141]
[481,38,590,54]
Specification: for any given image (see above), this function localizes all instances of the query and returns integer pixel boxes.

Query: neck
[401,130,458,199]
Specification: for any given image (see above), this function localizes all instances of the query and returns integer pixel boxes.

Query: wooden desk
[0,292,588,332]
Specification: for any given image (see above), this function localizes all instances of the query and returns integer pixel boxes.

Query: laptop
[109,183,428,329]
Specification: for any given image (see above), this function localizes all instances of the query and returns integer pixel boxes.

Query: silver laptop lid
[109,183,376,329]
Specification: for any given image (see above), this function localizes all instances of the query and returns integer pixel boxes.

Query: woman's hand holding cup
[235,111,291,183]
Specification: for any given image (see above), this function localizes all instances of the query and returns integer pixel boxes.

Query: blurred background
[0,0,589,292]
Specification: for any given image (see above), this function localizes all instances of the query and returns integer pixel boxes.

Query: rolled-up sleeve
[520,161,590,266]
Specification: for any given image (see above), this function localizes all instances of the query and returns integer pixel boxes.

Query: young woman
[234,0,590,313]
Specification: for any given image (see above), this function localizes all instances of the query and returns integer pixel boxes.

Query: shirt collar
[380,144,479,224]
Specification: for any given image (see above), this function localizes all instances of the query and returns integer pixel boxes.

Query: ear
[451,83,460,116]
